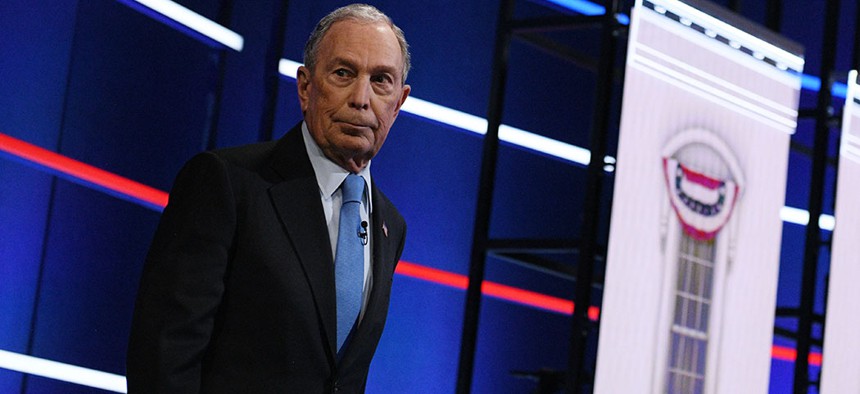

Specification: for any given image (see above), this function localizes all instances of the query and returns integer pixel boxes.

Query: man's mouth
[337,120,376,132]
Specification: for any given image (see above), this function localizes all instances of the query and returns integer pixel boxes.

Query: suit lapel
[370,183,399,301]
[267,125,338,363]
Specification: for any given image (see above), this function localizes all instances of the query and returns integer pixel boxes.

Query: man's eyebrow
[326,57,357,69]
[327,56,400,76]
[370,64,399,75]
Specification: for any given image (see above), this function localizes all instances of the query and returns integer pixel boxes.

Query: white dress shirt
[301,123,373,320]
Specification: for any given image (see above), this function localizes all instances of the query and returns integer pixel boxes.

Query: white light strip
[280,58,831,229]
[780,206,835,231]
[499,124,591,164]
[126,0,243,51]
[646,0,804,70]
[0,349,126,393]
[401,96,489,135]
[278,58,299,79]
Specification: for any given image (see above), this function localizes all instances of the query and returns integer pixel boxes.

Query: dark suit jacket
[127,124,406,393]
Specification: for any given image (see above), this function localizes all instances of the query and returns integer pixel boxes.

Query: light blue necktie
[335,173,365,354]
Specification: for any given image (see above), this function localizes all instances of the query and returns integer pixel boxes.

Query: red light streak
[395,261,599,319]
[771,345,823,366]
[0,132,168,209]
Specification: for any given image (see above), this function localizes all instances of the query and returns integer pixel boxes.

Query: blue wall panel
[58,0,220,190]
[214,0,282,147]
[29,181,158,375]
[0,1,78,391]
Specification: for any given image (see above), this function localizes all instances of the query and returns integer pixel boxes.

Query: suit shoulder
[173,141,280,191]
[209,140,279,171]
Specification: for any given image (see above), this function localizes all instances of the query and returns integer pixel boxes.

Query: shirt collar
[302,122,373,210]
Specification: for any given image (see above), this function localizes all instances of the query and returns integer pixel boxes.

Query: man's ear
[296,66,311,112]
[393,84,411,118]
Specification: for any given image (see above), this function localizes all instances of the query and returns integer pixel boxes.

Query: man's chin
[335,135,375,152]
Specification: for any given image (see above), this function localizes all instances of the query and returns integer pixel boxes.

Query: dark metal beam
[727,0,742,13]
[775,307,825,324]
[794,0,840,392]
[565,0,620,391]
[486,238,581,253]
[854,0,860,71]
[510,14,604,32]
[789,140,839,167]
[514,33,599,71]
[456,0,515,392]
[773,327,824,348]
[491,251,581,280]
[798,108,840,128]
[765,0,782,32]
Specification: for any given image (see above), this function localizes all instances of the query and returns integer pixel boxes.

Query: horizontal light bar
[539,0,631,25]
[278,58,299,79]
[771,344,822,366]
[780,206,835,231]
[800,74,849,99]
[117,0,243,51]
[0,132,169,211]
[0,349,126,393]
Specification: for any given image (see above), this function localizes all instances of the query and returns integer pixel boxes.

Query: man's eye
[334,69,350,77]
[371,75,392,84]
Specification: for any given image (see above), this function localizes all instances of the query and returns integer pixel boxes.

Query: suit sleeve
[127,152,236,393]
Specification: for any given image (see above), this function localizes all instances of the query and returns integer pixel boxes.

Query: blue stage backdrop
[0,0,853,392]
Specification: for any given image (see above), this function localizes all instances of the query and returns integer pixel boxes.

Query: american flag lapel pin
[382,222,389,237]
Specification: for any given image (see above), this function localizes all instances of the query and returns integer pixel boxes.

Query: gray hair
[303,4,411,83]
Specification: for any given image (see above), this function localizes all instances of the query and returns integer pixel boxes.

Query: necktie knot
[341,174,364,204]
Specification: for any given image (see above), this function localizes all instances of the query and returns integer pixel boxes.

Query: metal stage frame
[454,0,859,393]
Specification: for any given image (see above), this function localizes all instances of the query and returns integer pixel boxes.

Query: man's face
[297,20,411,173]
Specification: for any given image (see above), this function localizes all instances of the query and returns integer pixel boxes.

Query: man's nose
[348,78,371,110]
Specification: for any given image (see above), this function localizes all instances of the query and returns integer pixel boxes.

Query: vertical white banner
[594,0,804,393]
[819,70,860,394]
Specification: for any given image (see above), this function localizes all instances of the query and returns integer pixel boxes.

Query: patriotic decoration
[663,157,740,241]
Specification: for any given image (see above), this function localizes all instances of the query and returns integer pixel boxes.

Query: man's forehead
[325,19,393,40]
[318,21,404,70]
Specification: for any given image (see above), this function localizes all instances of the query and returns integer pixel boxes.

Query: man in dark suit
[126,4,410,392]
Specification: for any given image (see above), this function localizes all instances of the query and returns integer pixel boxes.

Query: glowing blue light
[540,0,631,24]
